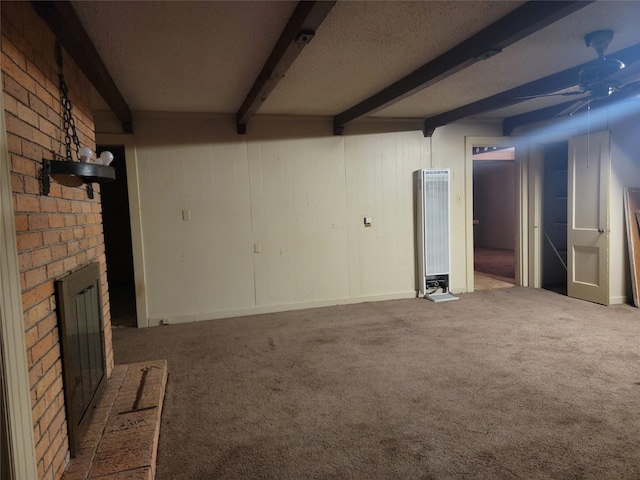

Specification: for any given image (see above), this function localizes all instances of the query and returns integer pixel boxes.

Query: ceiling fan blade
[607,58,640,82]
[514,85,585,100]
[604,80,640,102]
[555,98,592,117]
[619,80,640,92]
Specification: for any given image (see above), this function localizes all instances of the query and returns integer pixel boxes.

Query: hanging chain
[55,42,94,198]
[56,42,81,162]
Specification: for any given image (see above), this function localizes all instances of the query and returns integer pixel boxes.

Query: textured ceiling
[376,1,640,119]
[73,1,297,112]
[260,1,522,115]
[71,1,640,125]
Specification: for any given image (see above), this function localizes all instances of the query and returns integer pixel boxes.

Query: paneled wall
[136,115,255,319]
[124,109,640,324]
[133,115,435,324]
[248,120,349,307]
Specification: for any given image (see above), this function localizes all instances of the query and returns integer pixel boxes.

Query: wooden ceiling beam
[332,1,591,135]
[502,102,576,136]
[424,42,640,137]
[236,1,336,135]
[31,1,134,133]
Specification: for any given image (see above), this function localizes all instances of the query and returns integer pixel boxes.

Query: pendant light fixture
[40,41,115,199]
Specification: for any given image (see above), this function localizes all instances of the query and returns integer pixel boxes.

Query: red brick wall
[1,3,113,479]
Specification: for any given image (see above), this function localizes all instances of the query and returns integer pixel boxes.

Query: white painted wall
[102,104,640,321]
[132,113,450,324]
[609,101,640,304]
[135,114,256,322]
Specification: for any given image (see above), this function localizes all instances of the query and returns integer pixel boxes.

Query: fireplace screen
[55,262,106,456]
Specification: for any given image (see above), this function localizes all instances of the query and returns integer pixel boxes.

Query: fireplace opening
[55,262,107,457]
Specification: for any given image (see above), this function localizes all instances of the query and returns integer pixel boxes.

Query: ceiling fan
[525,30,640,117]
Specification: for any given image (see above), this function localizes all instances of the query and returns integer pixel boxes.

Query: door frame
[464,136,527,292]
[527,130,577,291]
[526,122,612,299]
[96,134,149,328]
[527,143,544,289]
[0,85,38,479]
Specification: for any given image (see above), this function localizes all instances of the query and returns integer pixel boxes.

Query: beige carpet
[112,288,640,479]
[474,272,516,291]
[475,247,515,281]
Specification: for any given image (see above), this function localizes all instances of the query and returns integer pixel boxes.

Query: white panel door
[567,130,610,305]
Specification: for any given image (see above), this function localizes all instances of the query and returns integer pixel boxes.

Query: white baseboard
[450,286,469,294]
[146,291,418,327]
[608,295,630,306]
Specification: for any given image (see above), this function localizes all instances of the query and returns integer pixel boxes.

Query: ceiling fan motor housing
[578,29,625,96]
[578,58,624,91]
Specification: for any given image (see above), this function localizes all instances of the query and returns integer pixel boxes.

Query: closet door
[567,130,610,305]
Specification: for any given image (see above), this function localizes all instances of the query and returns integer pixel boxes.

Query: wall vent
[415,169,458,302]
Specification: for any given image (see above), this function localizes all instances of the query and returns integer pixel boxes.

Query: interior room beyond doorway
[98,145,137,327]
[472,146,516,291]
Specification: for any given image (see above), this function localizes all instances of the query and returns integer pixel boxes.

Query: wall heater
[415,169,458,302]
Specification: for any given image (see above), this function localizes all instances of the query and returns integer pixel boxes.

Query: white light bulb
[99,151,114,166]
[79,146,94,162]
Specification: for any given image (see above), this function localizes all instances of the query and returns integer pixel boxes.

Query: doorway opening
[472,145,516,291]
[541,141,569,295]
[98,145,137,327]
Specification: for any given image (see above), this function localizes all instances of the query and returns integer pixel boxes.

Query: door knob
[598,228,605,233]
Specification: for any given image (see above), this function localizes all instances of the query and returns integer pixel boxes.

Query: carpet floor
[474,247,515,282]
[112,288,640,479]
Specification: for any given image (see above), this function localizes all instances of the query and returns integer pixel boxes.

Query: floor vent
[55,262,106,457]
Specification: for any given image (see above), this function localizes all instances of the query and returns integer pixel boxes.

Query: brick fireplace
[1,2,113,478]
